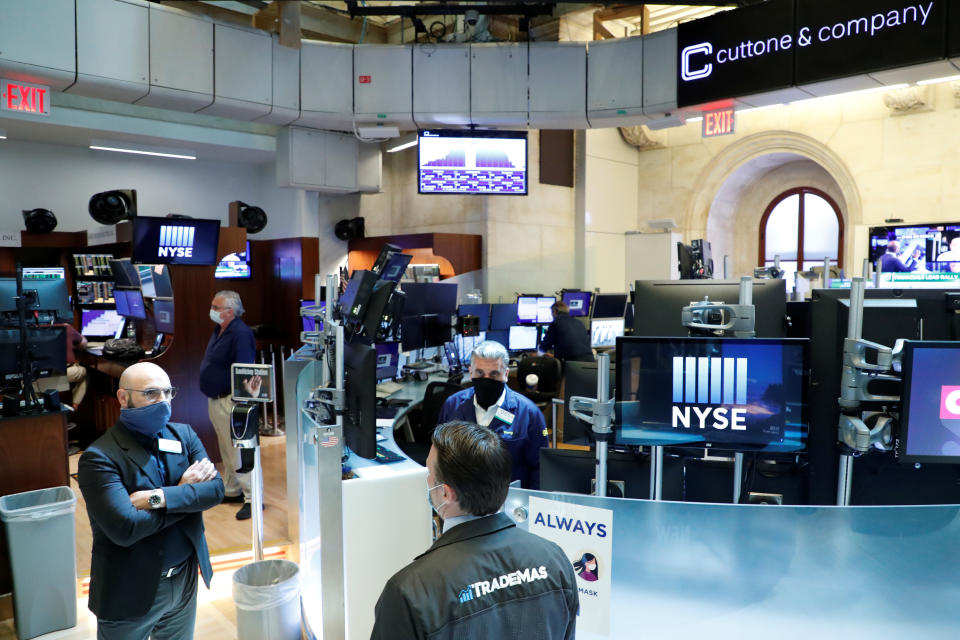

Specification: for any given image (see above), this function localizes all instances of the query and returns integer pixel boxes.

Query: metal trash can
[232,559,301,640]
[0,486,77,640]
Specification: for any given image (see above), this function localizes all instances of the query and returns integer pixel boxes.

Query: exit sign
[1,79,51,116]
[702,108,734,138]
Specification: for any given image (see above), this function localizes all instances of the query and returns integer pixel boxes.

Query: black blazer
[78,420,224,620]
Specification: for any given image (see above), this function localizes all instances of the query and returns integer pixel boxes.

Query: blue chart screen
[419,134,527,194]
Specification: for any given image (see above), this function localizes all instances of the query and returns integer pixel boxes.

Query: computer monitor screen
[114,289,146,319]
[0,326,67,381]
[214,241,251,279]
[109,259,141,289]
[486,329,509,348]
[592,293,627,318]
[400,282,458,317]
[616,337,809,452]
[343,341,377,459]
[137,265,157,298]
[401,316,426,352]
[517,297,538,323]
[153,298,175,333]
[443,341,463,371]
[374,342,401,382]
[379,252,413,283]
[868,222,960,284]
[81,309,125,338]
[896,341,960,464]
[423,314,451,349]
[132,216,222,266]
[591,318,624,348]
[489,303,517,330]
[22,267,65,280]
[2,278,74,323]
[150,265,173,298]
[458,304,490,330]
[537,297,555,323]
[418,129,528,195]
[508,325,539,351]
[632,279,787,338]
[562,291,592,317]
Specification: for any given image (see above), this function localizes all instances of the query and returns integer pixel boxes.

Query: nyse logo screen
[158,225,195,258]
[132,216,221,266]
[617,338,808,452]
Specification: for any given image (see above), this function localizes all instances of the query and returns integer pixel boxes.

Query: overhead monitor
[591,318,624,348]
[896,341,960,464]
[400,282,458,317]
[592,293,628,319]
[215,241,251,279]
[114,288,146,319]
[153,298,175,333]
[132,216,221,266]
[419,129,528,195]
[80,309,125,338]
[616,337,809,452]
[508,325,539,351]
[562,291,592,317]
[868,222,960,286]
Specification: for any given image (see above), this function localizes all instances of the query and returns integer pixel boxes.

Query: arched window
[758,187,843,283]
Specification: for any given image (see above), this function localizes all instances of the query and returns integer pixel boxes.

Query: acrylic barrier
[505,488,960,639]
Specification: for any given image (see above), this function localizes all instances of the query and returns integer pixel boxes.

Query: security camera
[464,9,479,26]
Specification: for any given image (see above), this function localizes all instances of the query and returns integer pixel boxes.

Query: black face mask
[472,377,505,409]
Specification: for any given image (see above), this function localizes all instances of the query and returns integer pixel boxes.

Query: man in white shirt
[936,236,960,273]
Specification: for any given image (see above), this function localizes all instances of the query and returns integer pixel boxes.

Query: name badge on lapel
[158,438,182,455]
[495,407,515,425]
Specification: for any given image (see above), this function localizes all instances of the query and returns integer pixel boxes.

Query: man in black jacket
[371,421,578,640]
[540,301,594,370]
[78,362,224,640]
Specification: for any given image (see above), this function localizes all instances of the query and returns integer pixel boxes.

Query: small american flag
[319,433,339,448]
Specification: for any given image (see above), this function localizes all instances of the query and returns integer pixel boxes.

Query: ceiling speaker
[89,190,137,225]
[335,217,365,242]
[22,208,57,233]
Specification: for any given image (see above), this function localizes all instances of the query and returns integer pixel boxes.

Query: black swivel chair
[516,355,562,402]
[400,381,464,465]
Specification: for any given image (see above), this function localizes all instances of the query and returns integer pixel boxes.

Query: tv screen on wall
[418,129,528,195]
[132,216,221,266]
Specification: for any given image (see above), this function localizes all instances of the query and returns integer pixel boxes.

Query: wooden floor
[0,433,292,640]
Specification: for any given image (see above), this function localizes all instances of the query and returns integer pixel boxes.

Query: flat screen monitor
[137,265,157,298]
[443,341,463,371]
[868,222,960,285]
[22,267,65,280]
[81,309,125,338]
[379,252,413,283]
[150,265,173,298]
[458,304,490,330]
[343,341,377,459]
[489,303,517,330]
[616,337,809,452]
[0,326,67,381]
[455,332,485,365]
[132,216,221,265]
[418,129,528,195]
[896,341,960,464]
[423,314,451,349]
[400,316,425,352]
[114,288,146,319]
[485,329,509,348]
[540,448,683,500]
[153,298,174,333]
[632,279,787,338]
[508,325,538,351]
[214,241,251,279]
[562,291,592,317]
[0,278,73,323]
[400,282,458,317]
[109,258,142,289]
[374,342,401,382]
[591,318,624,348]
[592,293,627,319]
[517,297,539,324]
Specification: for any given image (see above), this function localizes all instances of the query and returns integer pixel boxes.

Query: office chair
[517,355,562,398]
[400,381,464,466]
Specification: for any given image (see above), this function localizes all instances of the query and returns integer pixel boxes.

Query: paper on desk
[376,418,394,429]
[354,465,395,479]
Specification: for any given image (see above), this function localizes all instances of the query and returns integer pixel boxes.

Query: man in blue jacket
[438,340,547,489]
[78,362,224,640]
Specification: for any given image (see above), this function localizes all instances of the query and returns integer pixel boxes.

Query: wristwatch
[148,490,162,509]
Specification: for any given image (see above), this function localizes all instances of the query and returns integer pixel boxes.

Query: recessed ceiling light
[89,139,196,160]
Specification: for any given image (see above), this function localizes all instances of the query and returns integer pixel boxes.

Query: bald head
[117,362,172,409]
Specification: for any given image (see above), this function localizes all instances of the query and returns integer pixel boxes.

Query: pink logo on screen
[939,386,960,419]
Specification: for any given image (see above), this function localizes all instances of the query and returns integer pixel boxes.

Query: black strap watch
[148,490,163,509]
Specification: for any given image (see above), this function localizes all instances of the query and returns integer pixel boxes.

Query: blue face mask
[119,401,171,438]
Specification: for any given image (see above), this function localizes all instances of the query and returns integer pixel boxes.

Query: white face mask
[210,309,223,324]
[426,483,448,518]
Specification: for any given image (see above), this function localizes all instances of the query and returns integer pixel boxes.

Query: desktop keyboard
[375,444,404,464]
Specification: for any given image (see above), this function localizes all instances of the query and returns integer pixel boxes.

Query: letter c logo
[681,42,713,82]
[940,386,960,419]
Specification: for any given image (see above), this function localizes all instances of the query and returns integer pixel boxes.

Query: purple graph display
[419,134,527,194]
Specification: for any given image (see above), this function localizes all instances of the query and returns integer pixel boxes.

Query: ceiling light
[385,133,419,153]
[917,74,960,86]
[686,117,703,123]
[738,103,784,114]
[89,139,196,160]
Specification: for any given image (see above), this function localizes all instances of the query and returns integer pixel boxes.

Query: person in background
[539,300,594,371]
[78,362,223,640]
[936,236,960,273]
[438,340,547,489]
[370,421,578,640]
[61,322,88,410]
[879,240,910,273]
[199,290,257,520]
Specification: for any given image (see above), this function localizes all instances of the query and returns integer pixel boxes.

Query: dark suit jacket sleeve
[78,449,186,548]
[437,395,458,426]
[524,402,547,490]
[163,424,225,514]
[540,323,556,353]
[370,578,421,640]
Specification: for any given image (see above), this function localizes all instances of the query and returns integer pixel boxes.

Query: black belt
[160,559,190,579]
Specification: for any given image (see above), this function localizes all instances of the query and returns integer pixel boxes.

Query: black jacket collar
[417,512,516,559]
